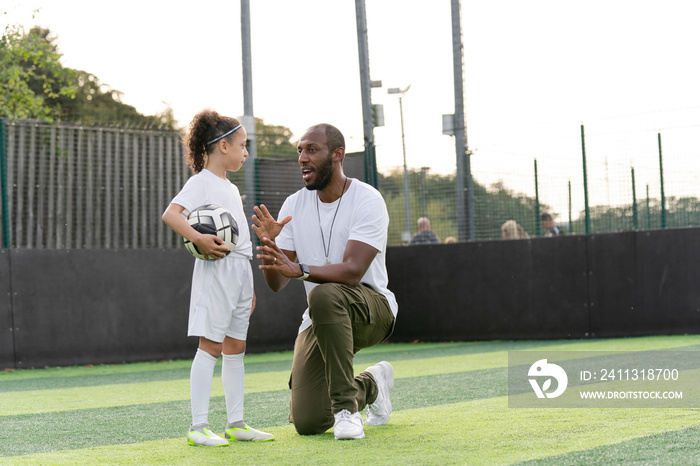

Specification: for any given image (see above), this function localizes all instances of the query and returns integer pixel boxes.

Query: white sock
[190,349,218,427]
[222,352,245,425]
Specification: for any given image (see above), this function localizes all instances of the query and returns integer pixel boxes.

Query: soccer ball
[183,204,239,260]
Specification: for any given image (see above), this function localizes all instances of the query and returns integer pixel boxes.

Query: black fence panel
[6,248,308,368]
[0,250,13,368]
[2,228,698,369]
[10,249,193,367]
[387,235,590,342]
[589,229,700,337]
[637,229,700,334]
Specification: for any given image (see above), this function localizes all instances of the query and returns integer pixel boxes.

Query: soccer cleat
[333,409,365,440]
[365,361,394,425]
[187,427,229,447]
[224,424,275,442]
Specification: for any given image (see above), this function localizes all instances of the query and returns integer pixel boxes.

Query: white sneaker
[333,409,365,440]
[365,361,394,425]
[224,424,275,442]
[187,426,229,447]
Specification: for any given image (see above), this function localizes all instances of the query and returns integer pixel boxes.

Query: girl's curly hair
[182,109,241,173]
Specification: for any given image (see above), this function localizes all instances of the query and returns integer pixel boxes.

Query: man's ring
[273,257,277,264]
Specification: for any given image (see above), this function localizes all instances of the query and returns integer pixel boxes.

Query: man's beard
[304,154,334,191]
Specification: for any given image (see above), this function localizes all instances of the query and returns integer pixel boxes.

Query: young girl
[162,109,274,446]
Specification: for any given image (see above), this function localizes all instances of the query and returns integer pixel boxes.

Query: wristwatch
[296,263,310,280]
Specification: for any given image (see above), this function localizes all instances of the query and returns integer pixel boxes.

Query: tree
[0,25,176,129]
[254,118,298,159]
[0,25,77,121]
[63,69,176,128]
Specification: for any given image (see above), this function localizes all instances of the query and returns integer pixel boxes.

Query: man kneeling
[252,123,398,439]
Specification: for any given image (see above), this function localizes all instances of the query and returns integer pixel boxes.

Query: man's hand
[256,237,302,278]
[251,204,292,242]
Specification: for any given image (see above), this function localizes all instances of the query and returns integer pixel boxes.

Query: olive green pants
[288,283,395,435]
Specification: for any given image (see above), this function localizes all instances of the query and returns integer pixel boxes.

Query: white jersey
[171,169,252,259]
[276,179,398,334]
[170,169,254,341]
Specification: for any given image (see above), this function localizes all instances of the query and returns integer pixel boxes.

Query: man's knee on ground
[292,412,333,436]
[308,283,345,323]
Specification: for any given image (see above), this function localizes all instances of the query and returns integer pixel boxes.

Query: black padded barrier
[0,249,13,368]
[2,227,699,369]
[10,249,194,368]
[636,229,700,334]
[248,271,308,354]
[589,229,700,337]
[7,249,307,369]
[386,234,591,342]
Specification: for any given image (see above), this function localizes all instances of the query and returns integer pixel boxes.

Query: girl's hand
[162,203,228,260]
[193,233,229,260]
[251,204,292,242]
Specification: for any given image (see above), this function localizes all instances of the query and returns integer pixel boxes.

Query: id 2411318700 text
[582,368,680,382]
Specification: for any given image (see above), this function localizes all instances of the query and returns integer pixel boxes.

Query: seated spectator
[408,217,440,245]
[501,220,529,240]
[540,213,562,237]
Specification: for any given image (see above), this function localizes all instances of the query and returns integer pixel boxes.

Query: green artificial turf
[1,336,699,465]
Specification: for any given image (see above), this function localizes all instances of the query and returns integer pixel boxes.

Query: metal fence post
[568,180,573,234]
[657,133,666,229]
[646,184,652,229]
[581,124,590,235]
[534,158,541,236]
[631,166,638,230]
[0,119,9,248]
[420,167,428,218]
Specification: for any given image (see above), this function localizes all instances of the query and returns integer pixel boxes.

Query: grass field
[2,335,700,465]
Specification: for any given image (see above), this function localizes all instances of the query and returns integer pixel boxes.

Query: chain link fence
[1,120,189,249]
[383,122,700,243]
[2,119,698,249]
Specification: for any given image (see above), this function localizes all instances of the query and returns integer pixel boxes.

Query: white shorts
[187,254,254,342]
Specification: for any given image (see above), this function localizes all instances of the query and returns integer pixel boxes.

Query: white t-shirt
[276,179,398,333]
[171,169,252,259]
[172,169,253,342]
[170,169,253,340]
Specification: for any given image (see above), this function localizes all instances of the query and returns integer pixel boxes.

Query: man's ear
[333,147,345,162]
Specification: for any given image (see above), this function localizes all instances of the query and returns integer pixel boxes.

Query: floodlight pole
[451,0,474,241]
[355,0,378,188]
[388,86,412,241]
[241,0,257,226]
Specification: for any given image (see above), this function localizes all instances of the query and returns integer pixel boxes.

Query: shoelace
[336,409,362,425]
